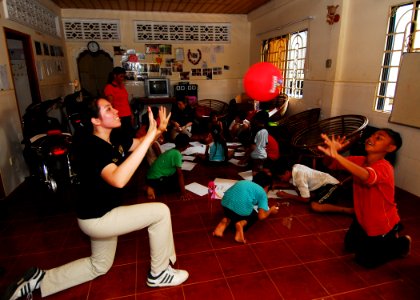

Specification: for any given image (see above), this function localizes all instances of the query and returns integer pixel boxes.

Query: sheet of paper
[182,155,195,161]
[189,141,203,147]
[213,178,237,199]
[238,170,253,181]
[234,152,245,157]
[182,145,206,155]
[229,158,247,166]
[268,189,299,198]
[185,182,208,196]
[160,142,175,152]
[227,142,242,147]
[182,161,197,171]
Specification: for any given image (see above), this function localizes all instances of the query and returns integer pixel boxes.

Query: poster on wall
[159,44,172,55]
[146,44,160,54]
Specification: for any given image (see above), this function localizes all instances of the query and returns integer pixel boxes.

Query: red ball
[243,62,283,101]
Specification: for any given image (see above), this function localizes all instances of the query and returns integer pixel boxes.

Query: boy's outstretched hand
[317,134,349,158]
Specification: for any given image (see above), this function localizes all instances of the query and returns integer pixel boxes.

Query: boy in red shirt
[318,128,411,268]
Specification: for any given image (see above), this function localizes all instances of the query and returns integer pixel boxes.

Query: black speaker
[174,83,198,101]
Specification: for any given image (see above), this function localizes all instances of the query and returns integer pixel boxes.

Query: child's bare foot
[234,221,247,243]
[213,218,230,237]
[146,186,156,200]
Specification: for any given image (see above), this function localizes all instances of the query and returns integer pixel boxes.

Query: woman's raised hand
[158,106,171,133]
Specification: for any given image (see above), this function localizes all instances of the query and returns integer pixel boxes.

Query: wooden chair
[291,114,369,169]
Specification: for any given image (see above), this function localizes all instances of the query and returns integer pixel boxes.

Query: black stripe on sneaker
[160,274,174,284]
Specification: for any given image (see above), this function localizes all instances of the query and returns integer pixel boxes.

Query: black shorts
[222,206,258,231]
[313,184,341,204]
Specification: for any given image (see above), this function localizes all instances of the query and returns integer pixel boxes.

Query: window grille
[261,30,307,98]
[135,21,230,43]
[4,0,59,37]
[375,1,420,113]
[63,19,120,41]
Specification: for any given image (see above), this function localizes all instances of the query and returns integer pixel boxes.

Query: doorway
[4,28,41,120]
[77,50,113,97]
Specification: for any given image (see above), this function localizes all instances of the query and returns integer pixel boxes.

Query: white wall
[249,0,420,196]
[61,9,251,103]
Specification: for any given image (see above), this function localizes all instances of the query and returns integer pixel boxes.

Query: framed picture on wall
[43,43,50,56]
[145,44,160,54]
[35,41,42,55]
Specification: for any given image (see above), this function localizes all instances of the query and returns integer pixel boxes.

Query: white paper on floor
[268,189,298,198]
[185,182,208,196]
[238,170,253,181]
[182,161,197,171]
[213,178,238,199]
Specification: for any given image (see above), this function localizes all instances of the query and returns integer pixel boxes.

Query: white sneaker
[1,267,45,300]
[147,265,189,287]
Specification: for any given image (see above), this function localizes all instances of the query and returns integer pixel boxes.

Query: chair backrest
[291,114,369,155]
[276,107,321,140]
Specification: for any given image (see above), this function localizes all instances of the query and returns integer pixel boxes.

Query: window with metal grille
[261,30,307,98]
[375,1,420,113]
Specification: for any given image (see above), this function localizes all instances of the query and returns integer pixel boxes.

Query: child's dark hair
[270,157,291,176]
[107,66,126,83]
[381,128,402,151]
[252,171,272,189]
[253,110,269,126]
[175,133,190,149]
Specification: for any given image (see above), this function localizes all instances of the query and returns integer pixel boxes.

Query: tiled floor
[1,161,420,299]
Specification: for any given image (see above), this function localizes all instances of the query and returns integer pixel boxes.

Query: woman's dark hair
[252,171,272,189]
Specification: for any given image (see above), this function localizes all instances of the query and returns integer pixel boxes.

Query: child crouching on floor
[212,171,279,243]
[146,133,192,201]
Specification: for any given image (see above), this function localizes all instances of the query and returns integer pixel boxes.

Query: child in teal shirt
[213,171,279,243]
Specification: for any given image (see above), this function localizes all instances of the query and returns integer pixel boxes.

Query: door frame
[4,27,41,118]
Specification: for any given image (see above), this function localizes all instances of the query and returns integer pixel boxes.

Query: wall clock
[87,41,100,53]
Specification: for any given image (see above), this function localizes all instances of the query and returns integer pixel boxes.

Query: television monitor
[144,78,170,98]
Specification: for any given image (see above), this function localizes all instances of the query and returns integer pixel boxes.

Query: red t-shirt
[330,156,400,236]
[266,134,280,160]
[104,83,131,117]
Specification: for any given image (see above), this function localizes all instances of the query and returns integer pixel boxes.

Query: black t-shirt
[74,130,133,219]
[171,105,194,126]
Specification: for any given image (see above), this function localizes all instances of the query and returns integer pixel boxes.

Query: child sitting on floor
[318,128,411,268]
[213,171,279,243]
[146,133,192,201]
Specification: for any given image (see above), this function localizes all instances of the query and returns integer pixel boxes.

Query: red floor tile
[268,265,328,299]
[176,251,224,284]
[284,235,336,262]
[227,271,281,300]
[89,263,136,300]
[250,239,301,269]
[215,245,263,277]
[306,258,367,294]
[183,279,232,300]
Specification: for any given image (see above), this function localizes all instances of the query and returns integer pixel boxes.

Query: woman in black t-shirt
[3,99,189,300]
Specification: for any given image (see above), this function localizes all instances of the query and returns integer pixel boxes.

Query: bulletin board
[389,52,420,128]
